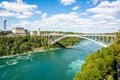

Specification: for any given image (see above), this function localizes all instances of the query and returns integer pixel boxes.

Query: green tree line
[54,37,81,48]
[0,36,49,56]
[0,36,81,56]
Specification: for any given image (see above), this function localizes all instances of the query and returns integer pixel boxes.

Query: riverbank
[0,36,81,57]
[0,45,75,59]
[0,47,60,59]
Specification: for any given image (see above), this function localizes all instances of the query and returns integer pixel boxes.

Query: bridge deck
[41,34,115,47]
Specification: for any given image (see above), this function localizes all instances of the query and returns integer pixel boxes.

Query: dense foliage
[0,35,81,56]
[53,37,81,48]
[0,36,49,56]
[74,32,120,80]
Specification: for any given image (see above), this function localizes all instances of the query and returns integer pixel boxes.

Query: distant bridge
[41,34,116,47]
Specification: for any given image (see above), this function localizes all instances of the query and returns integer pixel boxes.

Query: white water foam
[0,65,6,68]
[6,61,18,65]
[6,59,18,65]
[67,59,85,74]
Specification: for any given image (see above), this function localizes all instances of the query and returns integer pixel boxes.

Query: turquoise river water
[0,40,102,80]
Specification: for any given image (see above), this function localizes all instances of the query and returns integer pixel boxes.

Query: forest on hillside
[74,32,120,80]
[0,36,49,56]
[0,36,81,56]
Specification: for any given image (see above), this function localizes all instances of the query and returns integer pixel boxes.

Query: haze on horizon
[0,0,120,33]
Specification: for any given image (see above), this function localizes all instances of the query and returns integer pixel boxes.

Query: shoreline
[0,46,75,59]
[0,47,61,59]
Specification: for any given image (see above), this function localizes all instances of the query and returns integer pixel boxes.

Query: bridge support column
[112,36,115,43]
[95,36,97,40]
[102,36,104,42]
[93,36,95,40]
[99,36,101,42]
[106,36,109,44]
[102,36,105,42]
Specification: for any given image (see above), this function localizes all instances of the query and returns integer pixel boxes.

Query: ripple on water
[0,65,6,68]
[16,53,32,60]
[6,59,18,65]
[21,56,30,60]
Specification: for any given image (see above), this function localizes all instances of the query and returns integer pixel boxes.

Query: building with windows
[30,28,41,36]
[12,27,27,35]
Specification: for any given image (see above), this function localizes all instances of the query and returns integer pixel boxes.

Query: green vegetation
[74,32,120,80]
[51,37,81,48]
[0,31,12,35]
[0,35,81,56]
[0,36,49,56]
[53,37,81,48]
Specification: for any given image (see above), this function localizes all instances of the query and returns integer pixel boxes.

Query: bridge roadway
[41,33,115,37]
[40,34,116,47]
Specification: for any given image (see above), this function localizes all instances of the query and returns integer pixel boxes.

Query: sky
[0,0,120,33]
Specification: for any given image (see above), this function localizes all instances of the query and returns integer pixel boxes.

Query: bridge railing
[40,34,116,47]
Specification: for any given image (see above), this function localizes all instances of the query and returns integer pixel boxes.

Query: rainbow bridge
[41,33,116,47]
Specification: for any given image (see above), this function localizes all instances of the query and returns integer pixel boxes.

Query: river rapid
[0,40,102,80]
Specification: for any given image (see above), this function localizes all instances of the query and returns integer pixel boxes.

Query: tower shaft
[3,20,7,31]
[3,18,7,32]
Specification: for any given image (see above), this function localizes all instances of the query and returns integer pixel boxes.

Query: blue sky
[0,0,119,33]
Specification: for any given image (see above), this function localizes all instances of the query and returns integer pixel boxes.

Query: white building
[37,28,40,35]
[30,31,38,36]
[30,28,41,36]
[12,27,27,35]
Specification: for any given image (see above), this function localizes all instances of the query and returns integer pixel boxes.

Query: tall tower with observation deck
[2,18,7,33]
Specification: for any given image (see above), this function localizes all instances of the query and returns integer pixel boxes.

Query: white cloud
[12,12,120,33]
[16,12,33,18]
[0,10,33,18]
[35,10,42,14]
[0,1,37,12]
[92,0,99,5]
[86,0,120,23]
[0,10,15,17]
[41,13,48,19]
[60,0,76,6]
[91,14,114,20]
[72,6,80,11]
[87,0,120,15]
[80,12,88,16]
[8,0,120,33]
[0,0,38,18]
[70,12,78,15]
[16,0,23,3]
